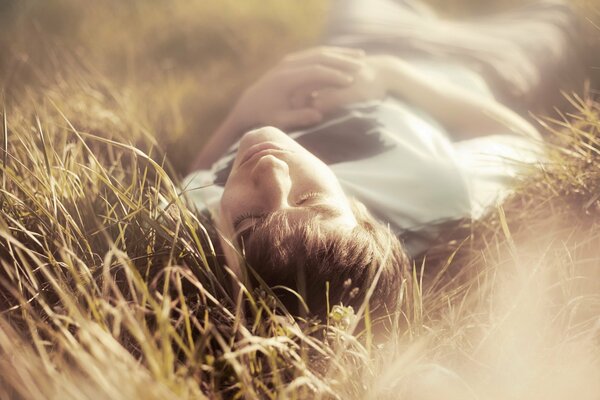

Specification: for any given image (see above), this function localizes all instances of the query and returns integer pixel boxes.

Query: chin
[240,127,289,147]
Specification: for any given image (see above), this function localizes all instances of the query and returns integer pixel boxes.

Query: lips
[239,142,291,167]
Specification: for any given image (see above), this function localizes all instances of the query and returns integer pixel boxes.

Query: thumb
[273,108,323,130]
[284,65,354,91]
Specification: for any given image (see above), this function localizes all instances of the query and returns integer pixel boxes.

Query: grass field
[0,0,599,399]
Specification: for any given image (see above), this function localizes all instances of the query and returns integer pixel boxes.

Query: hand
[228,47,365,132]
[310,56,388,115]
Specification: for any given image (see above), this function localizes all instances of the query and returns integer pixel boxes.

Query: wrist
[188,112,245,173]
[228,84,267,134]
[368,55,410,97]
[220,108,248,139]
[365,55,396,97]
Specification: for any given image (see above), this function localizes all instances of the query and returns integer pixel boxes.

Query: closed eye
[234,212,269,246]
[296,191,323,205]
[233,212,267,232]
[233,192,325,241]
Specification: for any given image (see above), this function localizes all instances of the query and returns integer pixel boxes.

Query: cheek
[218,191,241,238]
[220,174,262,220]
[220,188,241,217]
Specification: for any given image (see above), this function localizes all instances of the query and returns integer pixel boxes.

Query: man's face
[218,127,357,240]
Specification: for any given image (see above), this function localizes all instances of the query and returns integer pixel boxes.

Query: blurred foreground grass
[0,1,599,399]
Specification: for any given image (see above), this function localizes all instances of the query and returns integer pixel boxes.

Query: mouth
[239,142,291,168]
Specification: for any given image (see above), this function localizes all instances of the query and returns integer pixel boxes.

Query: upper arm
[376,55,541,141]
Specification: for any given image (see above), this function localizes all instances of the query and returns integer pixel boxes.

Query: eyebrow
[235,203,344,243]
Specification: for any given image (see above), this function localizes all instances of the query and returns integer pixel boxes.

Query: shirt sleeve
[181,169,224,214]
[331,98,473,233]
[453,134,544,219]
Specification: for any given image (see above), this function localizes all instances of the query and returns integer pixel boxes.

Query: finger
[283,65,354,90]
[286,46,365,61]
[288,90,310,109]
[289,86,321,109]
[273,108,322,130]
[283,50,365,72]
[322,46,366,57]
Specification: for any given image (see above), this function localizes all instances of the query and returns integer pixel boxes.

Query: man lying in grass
[183,0,586,319]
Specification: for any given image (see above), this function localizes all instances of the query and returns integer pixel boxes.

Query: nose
[251,155,292,209]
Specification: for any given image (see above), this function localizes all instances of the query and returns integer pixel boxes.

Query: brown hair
[239,199,411,320]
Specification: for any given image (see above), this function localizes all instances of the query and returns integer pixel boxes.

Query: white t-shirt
[182,61,542,255]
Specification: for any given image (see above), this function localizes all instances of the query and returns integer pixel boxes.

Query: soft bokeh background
[2,0,598,174]
[1,0,327,174]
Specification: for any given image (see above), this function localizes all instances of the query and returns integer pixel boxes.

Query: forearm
[188,47,363,173]
[375,55,540,140]
[189,113,243,173]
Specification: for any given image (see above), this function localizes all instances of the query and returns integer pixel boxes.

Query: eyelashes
[232,191,323,230]
[296,191,322,205]
[233,212,262,230]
